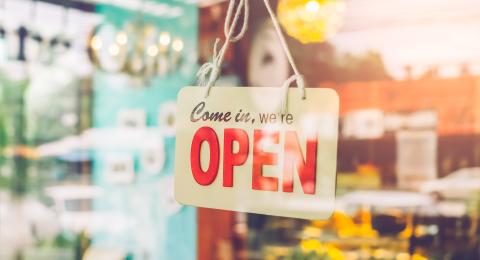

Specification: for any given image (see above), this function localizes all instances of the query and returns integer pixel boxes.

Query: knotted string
[197,0,249,98]
[197,0,306,114]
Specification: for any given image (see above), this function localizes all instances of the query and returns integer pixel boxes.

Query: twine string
[197,0,306,114]
[197,0,249,98]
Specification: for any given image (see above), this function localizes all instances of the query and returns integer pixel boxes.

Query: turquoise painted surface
[92,1,198,259]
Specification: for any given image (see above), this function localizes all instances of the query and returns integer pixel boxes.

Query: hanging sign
[174,86,339,219]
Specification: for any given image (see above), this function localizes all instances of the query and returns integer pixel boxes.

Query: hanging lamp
[277,0,346,44]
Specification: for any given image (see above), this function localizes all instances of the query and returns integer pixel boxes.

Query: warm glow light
[172,39,184,52]
[305,0,320,13]
[147,45,159,57]
[116,32,128,45]
[278,0,346,43]
[159,32,171,46]
[108,44,120,56]
[91,36,103,50]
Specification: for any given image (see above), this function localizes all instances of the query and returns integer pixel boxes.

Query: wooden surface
[197,208,236,260]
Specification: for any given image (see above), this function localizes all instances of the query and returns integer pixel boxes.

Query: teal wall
[92,1,198,259]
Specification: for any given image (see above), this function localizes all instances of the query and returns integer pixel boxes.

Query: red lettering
[190,127,318,194]
[190,127,220,185]
[283,131,317,194]
[252,130,279,191]
[223,128,249,187]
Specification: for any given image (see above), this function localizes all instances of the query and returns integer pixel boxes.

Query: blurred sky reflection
[332,0,480,78]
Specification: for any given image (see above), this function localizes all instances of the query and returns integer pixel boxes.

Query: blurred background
[1,0,480,259]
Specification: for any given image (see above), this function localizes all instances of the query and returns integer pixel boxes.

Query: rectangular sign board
[174,86,339,219]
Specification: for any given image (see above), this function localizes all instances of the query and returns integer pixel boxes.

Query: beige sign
[174,86,339,219]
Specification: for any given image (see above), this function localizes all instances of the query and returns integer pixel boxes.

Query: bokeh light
[278,0,346,43]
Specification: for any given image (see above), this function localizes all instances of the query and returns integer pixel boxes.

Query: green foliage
[36,232,76,249]
[0,73,30,197]
[291,41,391,84]
[74,231,91,260]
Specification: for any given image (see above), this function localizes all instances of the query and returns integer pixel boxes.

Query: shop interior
[1,0,480,259]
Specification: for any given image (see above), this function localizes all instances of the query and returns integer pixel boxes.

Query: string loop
[280,74,305,114]
[262,0,305,113]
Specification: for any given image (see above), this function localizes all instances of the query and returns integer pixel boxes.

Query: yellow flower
[326,244,345,260]
[300,239,323,253]
[300,240,345,259]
